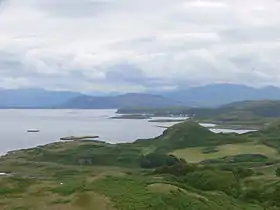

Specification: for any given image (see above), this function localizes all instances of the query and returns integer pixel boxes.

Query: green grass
[90,175,267,210]
[171,142,279,163]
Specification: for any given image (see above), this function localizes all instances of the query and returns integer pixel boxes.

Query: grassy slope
[172,142,279,163]
[3,120,280,209]
[0,169,269,210]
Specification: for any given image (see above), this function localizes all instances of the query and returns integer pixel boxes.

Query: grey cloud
[105,63,173,89]
[2,0,280,92]
[221,26,280,43]
[33,0,117,17]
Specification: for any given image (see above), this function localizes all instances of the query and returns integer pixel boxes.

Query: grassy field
[171,142,279,163]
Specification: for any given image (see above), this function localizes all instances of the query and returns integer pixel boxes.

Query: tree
[140,153,180,169]
[275,167,280,177]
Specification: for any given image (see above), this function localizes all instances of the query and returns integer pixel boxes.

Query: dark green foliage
[275,168,280,177]
[242,183,280,208]
[234,168,254,179]
[91,175,265,210]
[201,154,269,165]
[0,177,33,195]
[25,143,143,168]
[51,199,71,204]
[201,146,219,154]
[158,121,217,148]
[144,121,248,153]
[229,154,268,162]
[179,170,239,196]
[242,188,264,203]
[248,120,280,148]
[155,162,196,176]
[270,185,280,206]
[140,153,181,169]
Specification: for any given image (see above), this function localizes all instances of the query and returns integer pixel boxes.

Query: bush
[181,170,239,196]
[234,168,254,179]
[154,162,196,176]
[140,153,181,169]
[242,188,264,203]
[201,146,219,154]
[275,167,280,177]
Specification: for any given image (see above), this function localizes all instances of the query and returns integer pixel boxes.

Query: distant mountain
[0,88,81,108]
[3,84,280,109]
[60,93,181,109]
[161,84,280,107]
[188,100,280,119]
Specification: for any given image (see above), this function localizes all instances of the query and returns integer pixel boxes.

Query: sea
[0,109,254,155]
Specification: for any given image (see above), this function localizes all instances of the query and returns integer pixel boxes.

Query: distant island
[60,135,99,141]
[118,100,280,130]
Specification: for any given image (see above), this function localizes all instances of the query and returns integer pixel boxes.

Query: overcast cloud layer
[0,0,280,92]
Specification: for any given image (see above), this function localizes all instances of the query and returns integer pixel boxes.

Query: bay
[0,109,253,155]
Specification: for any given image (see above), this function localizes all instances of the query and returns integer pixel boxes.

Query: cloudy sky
[0,0,280,93]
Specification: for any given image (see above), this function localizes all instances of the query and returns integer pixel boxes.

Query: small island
[60,135,99,141]
[110,114,151,119]
[148,119,187,123]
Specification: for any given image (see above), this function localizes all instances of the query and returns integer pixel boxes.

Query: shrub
[181,170,239,196]
[140,153,181,169]
[155,162,196,176]
[275,167,280,177]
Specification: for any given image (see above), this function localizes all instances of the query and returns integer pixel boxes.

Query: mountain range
[161,84,280,107]
[59,93,181,109]
[0,88,81,108]
[2,84,280,109]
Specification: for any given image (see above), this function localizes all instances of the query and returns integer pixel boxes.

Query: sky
[0,0,280,93]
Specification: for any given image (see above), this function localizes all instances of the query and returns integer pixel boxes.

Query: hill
[2,121,280,209]
[118,100,280,128]
[60,93,181,109]
[188,100,280,124]
[0,88,81,108]
[245,119,280,148]
[161,84,280,107]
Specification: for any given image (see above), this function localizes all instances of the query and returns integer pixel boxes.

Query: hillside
[188,100,280,124]
[144,121,244,151]
[60,93,181,109]
[118,100,280,128]
[3,121,280,209]
[2,121,280,209]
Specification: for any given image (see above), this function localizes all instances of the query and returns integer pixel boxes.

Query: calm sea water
[0,109,253,155]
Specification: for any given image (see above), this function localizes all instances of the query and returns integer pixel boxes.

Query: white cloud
[0,0,280,92]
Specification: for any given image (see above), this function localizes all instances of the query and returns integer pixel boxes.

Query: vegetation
[171,142,278,163]
[118,100,280,129]
[3,120,280,209]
